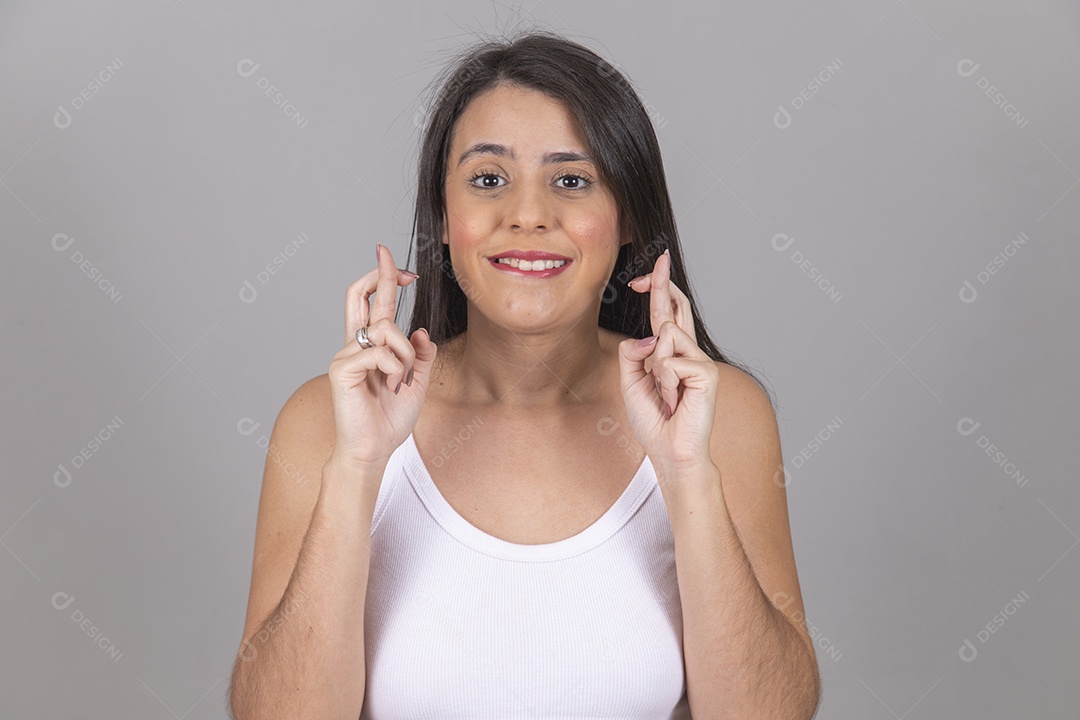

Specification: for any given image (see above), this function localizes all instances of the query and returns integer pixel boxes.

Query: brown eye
[554,172,592,190]
[469,172,506,189]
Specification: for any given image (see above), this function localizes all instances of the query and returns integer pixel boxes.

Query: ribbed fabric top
[360,432,692,719]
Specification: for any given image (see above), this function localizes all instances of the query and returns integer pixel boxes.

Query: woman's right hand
[326,243,437,470]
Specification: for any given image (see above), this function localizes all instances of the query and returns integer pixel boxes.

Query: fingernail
[376,243,382,262]
[394,380,402,394]
[400,269,419,278]
[406,368,414,386]
[663,248,670,257]
[627,275,645,287]
[636,335,658,348]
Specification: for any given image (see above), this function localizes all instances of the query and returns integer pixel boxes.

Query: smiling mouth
[490,257,569,271]
[487,256,573,277]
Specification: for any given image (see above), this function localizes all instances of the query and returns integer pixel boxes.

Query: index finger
[649,249,674,336]
[342,244,416,347]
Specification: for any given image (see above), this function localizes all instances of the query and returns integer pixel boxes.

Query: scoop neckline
[402,431,657,562]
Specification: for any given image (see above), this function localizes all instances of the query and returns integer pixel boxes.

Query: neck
[443,311,612,409]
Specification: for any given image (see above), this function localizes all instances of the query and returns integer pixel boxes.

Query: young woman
[231,31,820,720]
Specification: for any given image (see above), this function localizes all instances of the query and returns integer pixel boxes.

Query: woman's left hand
[618,249,720,472]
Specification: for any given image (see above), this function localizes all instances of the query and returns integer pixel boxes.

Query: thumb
[408,328,438,383]
[618,335,657,387]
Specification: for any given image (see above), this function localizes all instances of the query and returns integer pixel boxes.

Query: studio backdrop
[2,1,1077,717]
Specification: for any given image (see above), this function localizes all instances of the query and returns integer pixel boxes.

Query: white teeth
[495,257,566,270]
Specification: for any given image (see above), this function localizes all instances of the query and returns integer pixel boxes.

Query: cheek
[445,192,495,245]
[567,207,619,249]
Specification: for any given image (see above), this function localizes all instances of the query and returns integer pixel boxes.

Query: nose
[506,179,552,232]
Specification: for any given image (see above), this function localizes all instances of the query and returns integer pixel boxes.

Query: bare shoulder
[712,361,777,435]
[237,373,335,652]
[253,372,338,535]
[708,360,817,661]
[270,373,336,466]
[707,360,783,512]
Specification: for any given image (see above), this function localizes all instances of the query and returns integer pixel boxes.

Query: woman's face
[442,82,627,331]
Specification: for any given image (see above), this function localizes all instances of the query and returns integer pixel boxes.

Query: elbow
[796,642,822,720]
[227,660,249,720]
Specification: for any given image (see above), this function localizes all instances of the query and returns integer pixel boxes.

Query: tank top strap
[400,432,657,562]
[370,439,408,536]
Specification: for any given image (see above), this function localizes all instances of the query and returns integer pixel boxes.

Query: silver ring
[355,326,375,349]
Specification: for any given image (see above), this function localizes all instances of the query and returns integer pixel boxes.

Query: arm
[228,375,386,720]
[623,251,819,717]
[657,363,820,719]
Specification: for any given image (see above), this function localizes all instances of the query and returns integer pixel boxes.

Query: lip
[488,256,572,279]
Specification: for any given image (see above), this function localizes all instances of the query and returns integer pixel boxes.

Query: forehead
[449,83,590,156]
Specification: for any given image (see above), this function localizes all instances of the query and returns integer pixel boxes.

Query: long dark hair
[399,30,774,407]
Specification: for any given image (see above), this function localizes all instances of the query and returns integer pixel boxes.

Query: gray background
[2,0,1077,717]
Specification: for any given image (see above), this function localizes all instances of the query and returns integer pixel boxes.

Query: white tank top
[360,432,692,719]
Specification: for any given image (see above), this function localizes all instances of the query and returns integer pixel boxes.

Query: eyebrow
[455,142,594,168]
